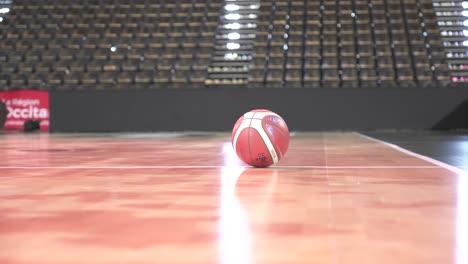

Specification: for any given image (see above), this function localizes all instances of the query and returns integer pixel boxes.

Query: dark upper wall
[50,87,468,132]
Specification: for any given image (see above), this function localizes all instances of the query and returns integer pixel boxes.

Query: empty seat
[99,72,117,84]
[285,70,302,88]
[10,74,28,86]
[135,72,154,84]
[81,72,98,85]
[360,69,378,87]
[0,0,452,90]
[323,69,340,88]
[116,72,134,84]
[342,68,359,87]
[64,73,81,85]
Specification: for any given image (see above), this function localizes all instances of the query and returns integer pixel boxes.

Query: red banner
[0,90,49,131]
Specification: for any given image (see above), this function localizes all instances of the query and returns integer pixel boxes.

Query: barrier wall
[49,87,468,132]
[0,90,50,131]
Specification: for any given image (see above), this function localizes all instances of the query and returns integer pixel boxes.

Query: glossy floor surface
[365,131,468,170]
[0,132,467,264]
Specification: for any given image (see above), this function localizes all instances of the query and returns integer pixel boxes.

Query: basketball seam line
[247,113,254,165]
[243,112,280,119]
[242,117,266,121]
[232,119,248,151]
[262,120,284,159]
[251,118,278,164]
[255,126,275,165]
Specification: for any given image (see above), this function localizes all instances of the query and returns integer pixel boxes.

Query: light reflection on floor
[219,142,250,264]
[457,171,468,264]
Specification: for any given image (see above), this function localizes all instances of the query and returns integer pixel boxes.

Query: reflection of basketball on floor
[231,109,290,167]
[233,168,280,224]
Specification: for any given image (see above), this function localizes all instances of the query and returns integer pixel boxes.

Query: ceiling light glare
[225,4,239,11]
[225,13,241,20]
[224,53,239,59]
[226,42,240,50]
[228,32,240,40]
[225,23,241,29]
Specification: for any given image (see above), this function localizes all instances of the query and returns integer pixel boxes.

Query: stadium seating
[0,0,218,89]
[0,0,452,89]
[250,0,450,88]
[433,0,468,83]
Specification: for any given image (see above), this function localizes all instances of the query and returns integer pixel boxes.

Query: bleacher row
[250,0,449,87]
[432,0,468,83]
[0,0,219,89]
[0,0,451,89]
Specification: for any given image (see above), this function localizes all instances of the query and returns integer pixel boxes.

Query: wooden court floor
[0,132,466,264]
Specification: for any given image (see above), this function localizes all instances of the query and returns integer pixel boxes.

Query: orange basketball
[231,109,290,167]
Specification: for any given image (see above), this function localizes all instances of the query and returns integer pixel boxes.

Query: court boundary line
[0,165,443,169]
[353,132,467,175]
[1,132,465,171]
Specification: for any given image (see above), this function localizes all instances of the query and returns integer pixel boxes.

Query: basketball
[231,109,290,167]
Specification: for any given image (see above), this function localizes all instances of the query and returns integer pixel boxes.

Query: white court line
[353,132,467,175]
[354,132,468,264]
[0,165,442,169]
[1,132,464,171]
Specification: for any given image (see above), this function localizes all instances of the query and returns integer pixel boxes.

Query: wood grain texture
[0,132,464,264]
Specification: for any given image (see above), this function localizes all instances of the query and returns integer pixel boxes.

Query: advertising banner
[0,90,49,131]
